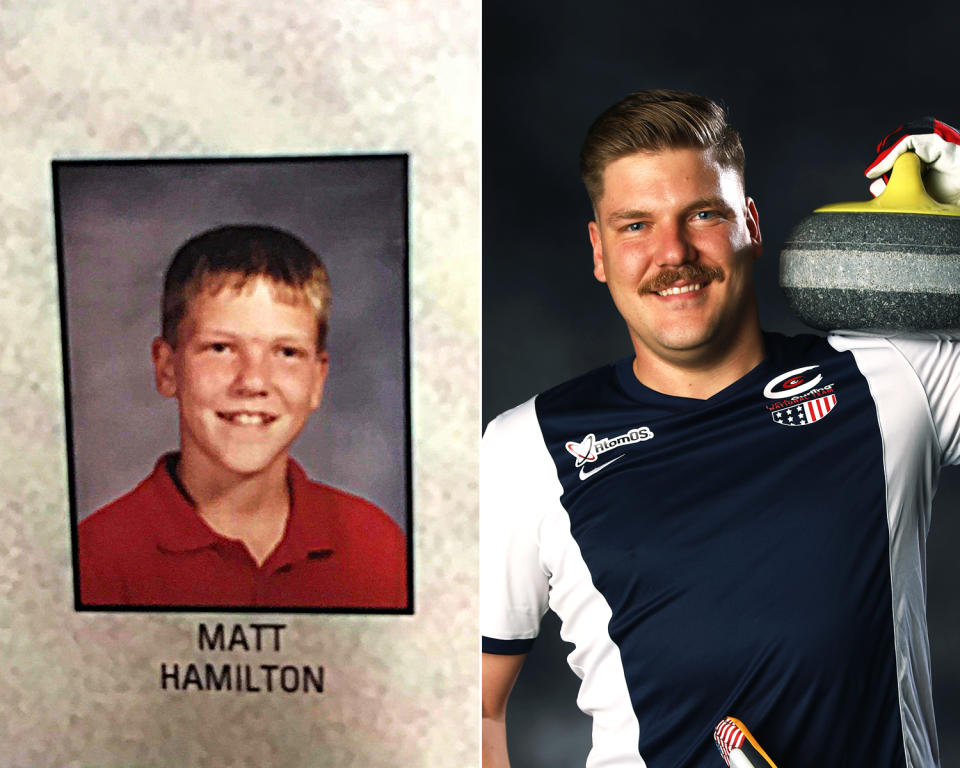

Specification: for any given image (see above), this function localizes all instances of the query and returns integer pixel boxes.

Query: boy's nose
[232,350,270,395]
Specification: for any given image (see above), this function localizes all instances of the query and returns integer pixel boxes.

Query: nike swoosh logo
[578,454,625,481]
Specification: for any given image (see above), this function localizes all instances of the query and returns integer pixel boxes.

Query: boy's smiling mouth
[216,410,279,426]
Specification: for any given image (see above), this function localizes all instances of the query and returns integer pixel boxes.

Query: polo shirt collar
[269,459,338,566]
[150,454,336,566]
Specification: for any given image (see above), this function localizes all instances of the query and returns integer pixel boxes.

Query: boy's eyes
[198,341,308,359]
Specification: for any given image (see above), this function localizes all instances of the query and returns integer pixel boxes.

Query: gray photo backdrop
[57,157,409,533]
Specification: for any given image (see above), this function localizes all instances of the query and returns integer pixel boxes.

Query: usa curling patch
[762,364,838,427]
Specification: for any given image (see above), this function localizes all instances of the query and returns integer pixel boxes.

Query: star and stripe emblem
[770,393,837,427]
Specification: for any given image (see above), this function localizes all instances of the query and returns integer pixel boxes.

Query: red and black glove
[865,117,960,204]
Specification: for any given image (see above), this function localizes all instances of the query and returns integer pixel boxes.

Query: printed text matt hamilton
[160,623,324,693]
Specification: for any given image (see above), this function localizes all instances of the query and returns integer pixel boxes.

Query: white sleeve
[829,331,960,467]
[480,398,554,652]
[885,334,960,467]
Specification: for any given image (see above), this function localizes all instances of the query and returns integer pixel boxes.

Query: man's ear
[588,221,607,282]
[309,351,330,410]
[745,196,762,260]
[151,337,178,398]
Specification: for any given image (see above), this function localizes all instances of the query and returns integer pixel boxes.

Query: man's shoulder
[825,329,955,352]
[822,330,960,382]
[537,359,625,407]
[486,360,625,435]
[763,330,834,359]
[762,330,905,371]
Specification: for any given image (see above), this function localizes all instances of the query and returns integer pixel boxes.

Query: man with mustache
[481,90,960,767]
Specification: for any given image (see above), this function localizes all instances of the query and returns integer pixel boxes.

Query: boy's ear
[151,337,178,398]
[309,351,330,410]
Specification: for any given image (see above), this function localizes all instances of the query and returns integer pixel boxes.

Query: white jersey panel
[828,331,960,768]
[481,400,552,642]
[888,334,960,467]
[482,398,645,767]
[540,489,645,768]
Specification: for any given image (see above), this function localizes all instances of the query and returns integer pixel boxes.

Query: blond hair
[580,89,745,206]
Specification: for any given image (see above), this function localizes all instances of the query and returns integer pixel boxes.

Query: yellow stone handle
[815,151,960,216]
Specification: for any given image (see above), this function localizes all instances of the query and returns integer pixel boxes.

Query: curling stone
[779,151,960,331]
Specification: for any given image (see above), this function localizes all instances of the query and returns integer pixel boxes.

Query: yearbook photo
[55,155,412,613]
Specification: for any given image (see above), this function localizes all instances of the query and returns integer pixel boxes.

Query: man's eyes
[277,346,307,359]
[622,211,723,232]
[692,210,724,222]
[207,342,232,353]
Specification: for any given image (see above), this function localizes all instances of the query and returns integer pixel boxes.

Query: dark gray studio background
[56,157,409,534]
[484,3,960,767]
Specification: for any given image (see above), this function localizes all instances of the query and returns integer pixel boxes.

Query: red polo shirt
[78,455,408,609]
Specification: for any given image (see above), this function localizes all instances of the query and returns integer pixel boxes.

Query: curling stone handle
[874,152,934,209]
[814,151,960,216]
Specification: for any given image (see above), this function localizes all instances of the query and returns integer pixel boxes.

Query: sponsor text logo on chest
[565,425,654,480]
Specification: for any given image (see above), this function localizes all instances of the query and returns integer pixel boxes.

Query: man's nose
[655,221,695,265]
[232,349,270,395]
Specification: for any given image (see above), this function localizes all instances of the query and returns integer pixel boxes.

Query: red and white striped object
[713,716,779,768]
[771,393,837,427]
[805,393,837,423]
[714,717,745,764]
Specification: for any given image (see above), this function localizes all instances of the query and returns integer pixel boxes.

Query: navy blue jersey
[481,332,960,768]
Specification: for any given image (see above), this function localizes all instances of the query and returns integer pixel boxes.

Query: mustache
[639,264,725,294]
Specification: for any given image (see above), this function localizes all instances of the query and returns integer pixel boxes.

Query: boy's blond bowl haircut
[161,225,332,351]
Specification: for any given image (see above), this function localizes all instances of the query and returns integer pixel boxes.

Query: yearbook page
[0,3,478,766]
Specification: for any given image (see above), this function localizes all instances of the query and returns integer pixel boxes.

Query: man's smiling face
[152,275,328,482]
[588,147,762,370]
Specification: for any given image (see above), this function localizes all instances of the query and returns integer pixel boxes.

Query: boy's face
[152,275,328,481]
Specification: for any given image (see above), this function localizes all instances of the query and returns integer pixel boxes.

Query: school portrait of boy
[55,157,411,612]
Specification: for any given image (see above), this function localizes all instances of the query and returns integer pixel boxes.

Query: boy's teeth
[656,283,702,296]
[221,412,273,425]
